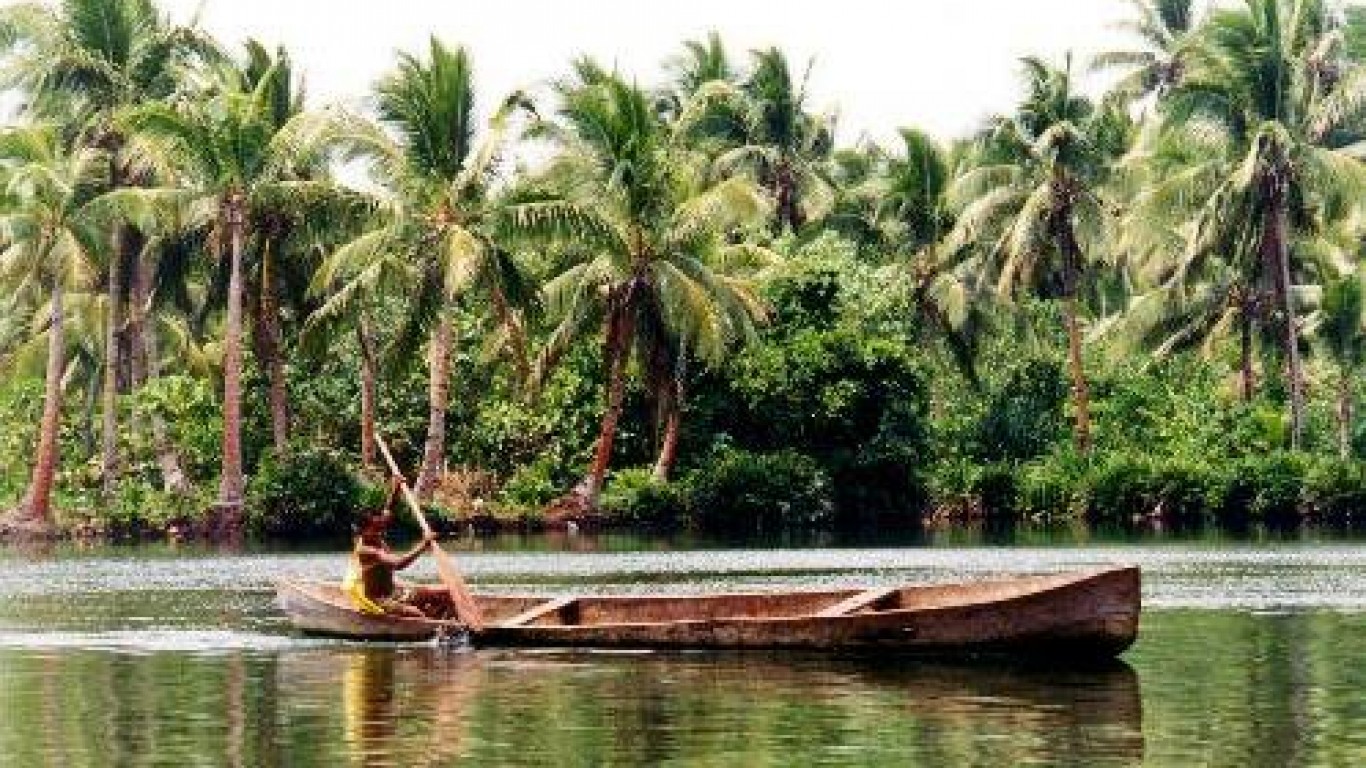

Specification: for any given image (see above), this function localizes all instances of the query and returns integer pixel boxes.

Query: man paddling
[342,476,451,619]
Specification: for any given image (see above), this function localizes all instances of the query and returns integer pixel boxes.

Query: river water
[1,530,1364,766]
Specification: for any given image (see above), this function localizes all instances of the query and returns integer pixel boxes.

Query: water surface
[1,531,1364,766]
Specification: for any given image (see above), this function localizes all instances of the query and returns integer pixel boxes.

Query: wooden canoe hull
[275,579,464,641]
[276,566,1140,657]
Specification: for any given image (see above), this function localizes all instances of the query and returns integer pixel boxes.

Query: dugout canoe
[275,566,1140,656]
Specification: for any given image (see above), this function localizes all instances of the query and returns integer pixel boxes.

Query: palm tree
[1092,0,1199,106]
[1154,0,1366,446]
[1103,113,1265,399]
[236,41,312,455]
[946,57,1128,453]
[0,0,216,500]
[876,129,995,389]
[1318,267,1364,458]
[320,38,537,500]
[0,126,110,530]
[661,31,737,116]
[678,48,834,233]
[530,67,773,500]
[123,49,339,534]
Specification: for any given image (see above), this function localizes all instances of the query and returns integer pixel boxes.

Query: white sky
[149,0,1134,146]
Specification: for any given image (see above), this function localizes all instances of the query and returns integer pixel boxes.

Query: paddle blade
[433,542,484,631]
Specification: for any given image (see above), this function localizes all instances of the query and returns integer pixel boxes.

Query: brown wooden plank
[815,588,897,617]
[498,596,577,627]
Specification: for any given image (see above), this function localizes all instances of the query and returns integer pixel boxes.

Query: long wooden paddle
[375,433,484,631]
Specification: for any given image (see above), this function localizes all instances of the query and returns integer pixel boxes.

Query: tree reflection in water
[8,611,1366,765]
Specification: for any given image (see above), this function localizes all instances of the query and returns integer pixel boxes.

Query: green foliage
[1082,453,1158,523]
[499,456,564,508]
[1074,451,1308,526]
[246,445,365,539]
[0,380,42,504]
[599,467,687,527]
[130,376,221,481]
[719,327,930,513]
[971,356,1069,461]
[1218,453,1308,525]
[6,11,1366,543]
[1014,451,1085,518]
[683,448,833,533]
[99,484,209,538]
[455,352,605,480]
[1303,459,1366,524]
[764,233,909,333]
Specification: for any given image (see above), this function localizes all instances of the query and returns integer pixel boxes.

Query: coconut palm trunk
[144,326,192,495]
[134,253,191,494]
[1063,294,1093,454]
[584,306,635,507]
[415,315,454,501]
[652,377,682,483]
[1239,300,1257,403]
[24,281,66,526]
[1338,367,1353,459]
[357,319,378,471]
[1263,184,1305,448]
[99,226,126,501]
[1057,210,1092,455]
[259,245,290,452]
[774,161,801,233]
[253,294,290,454]
[216,194,248,530]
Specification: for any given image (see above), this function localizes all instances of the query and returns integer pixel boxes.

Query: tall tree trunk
[357,319,378,471]
[23,282,65,526]
[100,226,125,501]
[774,161,802,233]
[258,243,290,452]
[1057,213,1092,455]
[215,195,247,532]
[1064,295,1093,454]
[134,252,191,494]
[127,245,147,390]
[1239,302,1256,403]
[652,376,682,483]
[1264,187,1305,448]
[415,316,453,501]
[1339,367,1353,460]
[583,308,634,507]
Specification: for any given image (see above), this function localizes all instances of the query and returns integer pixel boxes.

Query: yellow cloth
[342,539,386,616]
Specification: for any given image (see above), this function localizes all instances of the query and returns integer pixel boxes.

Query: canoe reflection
[284,649,485,766]
[281,649,1142,766]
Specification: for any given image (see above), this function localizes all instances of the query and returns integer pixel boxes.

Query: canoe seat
[499,597,578,627]
[816,588,898,617]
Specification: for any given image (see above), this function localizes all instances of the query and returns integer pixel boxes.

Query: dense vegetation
[4,0,1366,540]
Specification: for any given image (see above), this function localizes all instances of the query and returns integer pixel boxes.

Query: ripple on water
[1,538,1365,766]
[0,629,339,653]
[3,542,1366,610]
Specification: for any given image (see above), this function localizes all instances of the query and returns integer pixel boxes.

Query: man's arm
[356,535,434,570]
[393,534,434,570]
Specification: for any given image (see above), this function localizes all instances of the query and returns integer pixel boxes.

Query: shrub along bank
[9,235,1366,540]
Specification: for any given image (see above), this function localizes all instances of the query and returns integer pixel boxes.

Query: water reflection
[278,650,1145,767]
[5,539,1366,766]
[0,645,1144,767]
[10,612,1366,766]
